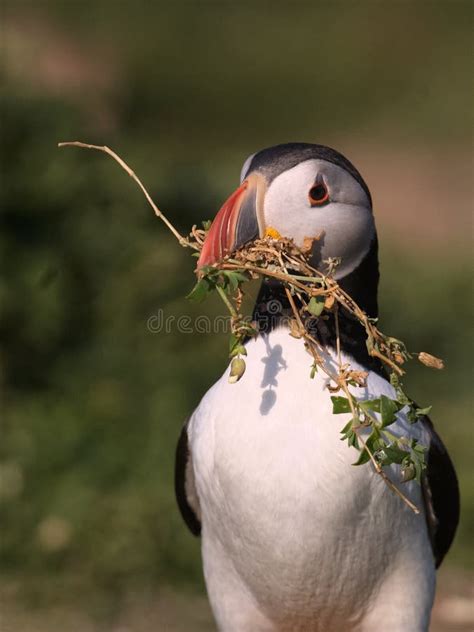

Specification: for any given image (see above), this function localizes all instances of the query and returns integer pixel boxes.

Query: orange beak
[196,173,266,270]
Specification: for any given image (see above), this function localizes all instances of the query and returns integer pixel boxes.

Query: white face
[261,159,375,279]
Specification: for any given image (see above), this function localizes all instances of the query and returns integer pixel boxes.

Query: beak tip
[197,174,262,270]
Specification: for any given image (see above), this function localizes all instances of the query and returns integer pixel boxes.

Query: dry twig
[58,141,193,248]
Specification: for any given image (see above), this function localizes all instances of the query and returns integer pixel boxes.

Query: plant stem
[216,285,238,319]
[58,141,196,249]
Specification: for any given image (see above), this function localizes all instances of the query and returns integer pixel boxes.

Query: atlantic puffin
[175,143,459,632]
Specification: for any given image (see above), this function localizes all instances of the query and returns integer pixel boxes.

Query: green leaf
[383,445,410,464]
[348,431,359,449]
[353,447,371,466]
[307,296,325,317]
[415,406,432,417]
[198,265,217,278]
[359,398,380,413]
[230,271,249,283]
[380,395,401,428]
[331,396,351,414]
[396,440,428,484]
[412,442,428,454]
[221,270,248,291]
[389,372,400,388]
[339,418,360,449]
[352,429,381,466]
[226,274,239,292]
[230,344,247,358]
[382,429,398,443]
[389,373,412,406]
[229,334,247,357]
[339,419,354,435]
[186,278,211,302]
[400,462,416,482]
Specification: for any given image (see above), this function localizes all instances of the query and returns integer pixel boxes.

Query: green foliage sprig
[59,141,445,514]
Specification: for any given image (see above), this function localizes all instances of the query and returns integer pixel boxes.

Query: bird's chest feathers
[192,328,421,532]
[190,328,427,617]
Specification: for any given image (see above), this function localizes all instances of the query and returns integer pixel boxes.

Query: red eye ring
[309,182,329,206]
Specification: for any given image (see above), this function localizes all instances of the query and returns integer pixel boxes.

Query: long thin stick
[221,261,320,295]
[58,141,192,248]
[355,425,420,513]
[285,286,419,514]
[333,311,419,513]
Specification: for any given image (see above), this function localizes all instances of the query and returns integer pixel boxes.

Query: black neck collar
[251,238,384,375]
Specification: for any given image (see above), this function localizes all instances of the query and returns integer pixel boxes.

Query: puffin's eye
[309,182,329,206]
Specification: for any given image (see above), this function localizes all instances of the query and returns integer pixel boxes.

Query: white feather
[189,327,435,631]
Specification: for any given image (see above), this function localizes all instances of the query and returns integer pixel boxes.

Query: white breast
[189,327,435,632]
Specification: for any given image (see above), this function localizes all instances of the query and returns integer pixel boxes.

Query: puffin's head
[197,143,375,281]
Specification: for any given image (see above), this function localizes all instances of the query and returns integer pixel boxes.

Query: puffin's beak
[196,173,266,270]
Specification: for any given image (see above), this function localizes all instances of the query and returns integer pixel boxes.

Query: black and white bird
[175,143,459,632]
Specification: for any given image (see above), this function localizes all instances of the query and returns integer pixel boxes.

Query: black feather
[175,418,201,536]
[421,417,460,567]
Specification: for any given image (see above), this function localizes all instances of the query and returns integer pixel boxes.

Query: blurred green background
[1,1,473,630]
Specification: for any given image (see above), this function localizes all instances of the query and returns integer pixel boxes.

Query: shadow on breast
[259,341,287,415]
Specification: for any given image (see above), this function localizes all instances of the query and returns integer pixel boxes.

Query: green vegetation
[1,0,472,621]
[187,230,439,499]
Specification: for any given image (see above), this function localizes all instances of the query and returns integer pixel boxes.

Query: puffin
[174,143,459,632]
